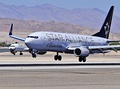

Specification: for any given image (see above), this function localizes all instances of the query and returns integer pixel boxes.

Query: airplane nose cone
[9,47,16,50]
[25,39,29,44]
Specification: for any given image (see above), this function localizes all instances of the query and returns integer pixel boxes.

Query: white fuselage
[9,43,28,52]
[25,31,108,53]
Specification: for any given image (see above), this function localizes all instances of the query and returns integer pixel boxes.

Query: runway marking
[0,63,120,70]
[0,66,120,70]
[0,62,120,67]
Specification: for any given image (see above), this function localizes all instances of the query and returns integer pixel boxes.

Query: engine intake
[37,51,47,55]
[74,47,90,57]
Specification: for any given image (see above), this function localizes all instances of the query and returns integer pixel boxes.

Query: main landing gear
[54,52,62,61]
[79,57,86,62]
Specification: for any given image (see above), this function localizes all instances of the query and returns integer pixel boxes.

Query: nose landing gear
[32,52,37,58]
[29,49,37,58]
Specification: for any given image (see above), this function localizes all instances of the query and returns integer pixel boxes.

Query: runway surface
[0,62,120,89]
[0,66,120,89]
[0,52,120,89]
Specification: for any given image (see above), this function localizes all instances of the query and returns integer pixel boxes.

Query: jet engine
[37,51,47,55]
[74,47,90,57]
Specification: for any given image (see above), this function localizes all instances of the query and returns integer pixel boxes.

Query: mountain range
[0,18,120,43]
[0,3,120,33]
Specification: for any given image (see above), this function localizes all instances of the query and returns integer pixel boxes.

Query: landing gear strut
[10,51,16,55]
[29,49,37,58]
[79,57,86,62]
[54,52,62,61]
[12,52,16,55]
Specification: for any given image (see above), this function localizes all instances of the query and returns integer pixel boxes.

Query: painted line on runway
[0,63,120,67]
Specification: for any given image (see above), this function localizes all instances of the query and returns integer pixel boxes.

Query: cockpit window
[10,45,15,47]
[27,36,38,39]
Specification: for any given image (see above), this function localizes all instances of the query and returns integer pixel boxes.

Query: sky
[0,0,120,15]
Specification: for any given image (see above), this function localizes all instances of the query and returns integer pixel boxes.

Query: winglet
[9,23,13,35]
[8,23,25,41]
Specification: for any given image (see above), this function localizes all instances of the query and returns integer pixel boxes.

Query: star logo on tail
[104,22,110,38]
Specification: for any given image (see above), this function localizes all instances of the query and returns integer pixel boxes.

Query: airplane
[9,6,120,62]
[9,42,29,55]
[9,42,46,56]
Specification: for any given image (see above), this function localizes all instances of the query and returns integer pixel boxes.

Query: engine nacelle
[37,51,47,55]
[74,47,90,57]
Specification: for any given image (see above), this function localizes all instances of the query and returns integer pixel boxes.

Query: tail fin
[93,6,114,39]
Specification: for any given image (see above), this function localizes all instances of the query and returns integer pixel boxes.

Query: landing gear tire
[32,53,36,58]
[54,55,58,61]
[20,52,23,55]
[79,57,86,62]
[58,55,62,61]
[79,57,82,62]
[83,58,86,62]
[54,55,62,61]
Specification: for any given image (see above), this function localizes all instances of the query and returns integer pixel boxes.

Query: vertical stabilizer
[93,6,114,39]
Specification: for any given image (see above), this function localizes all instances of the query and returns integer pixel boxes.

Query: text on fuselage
[46,33,94,44]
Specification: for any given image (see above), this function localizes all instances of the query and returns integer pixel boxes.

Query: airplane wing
[9,24,25,41]
[107,40,120,43]
[88,45,120,53]
[67,45,120,53]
